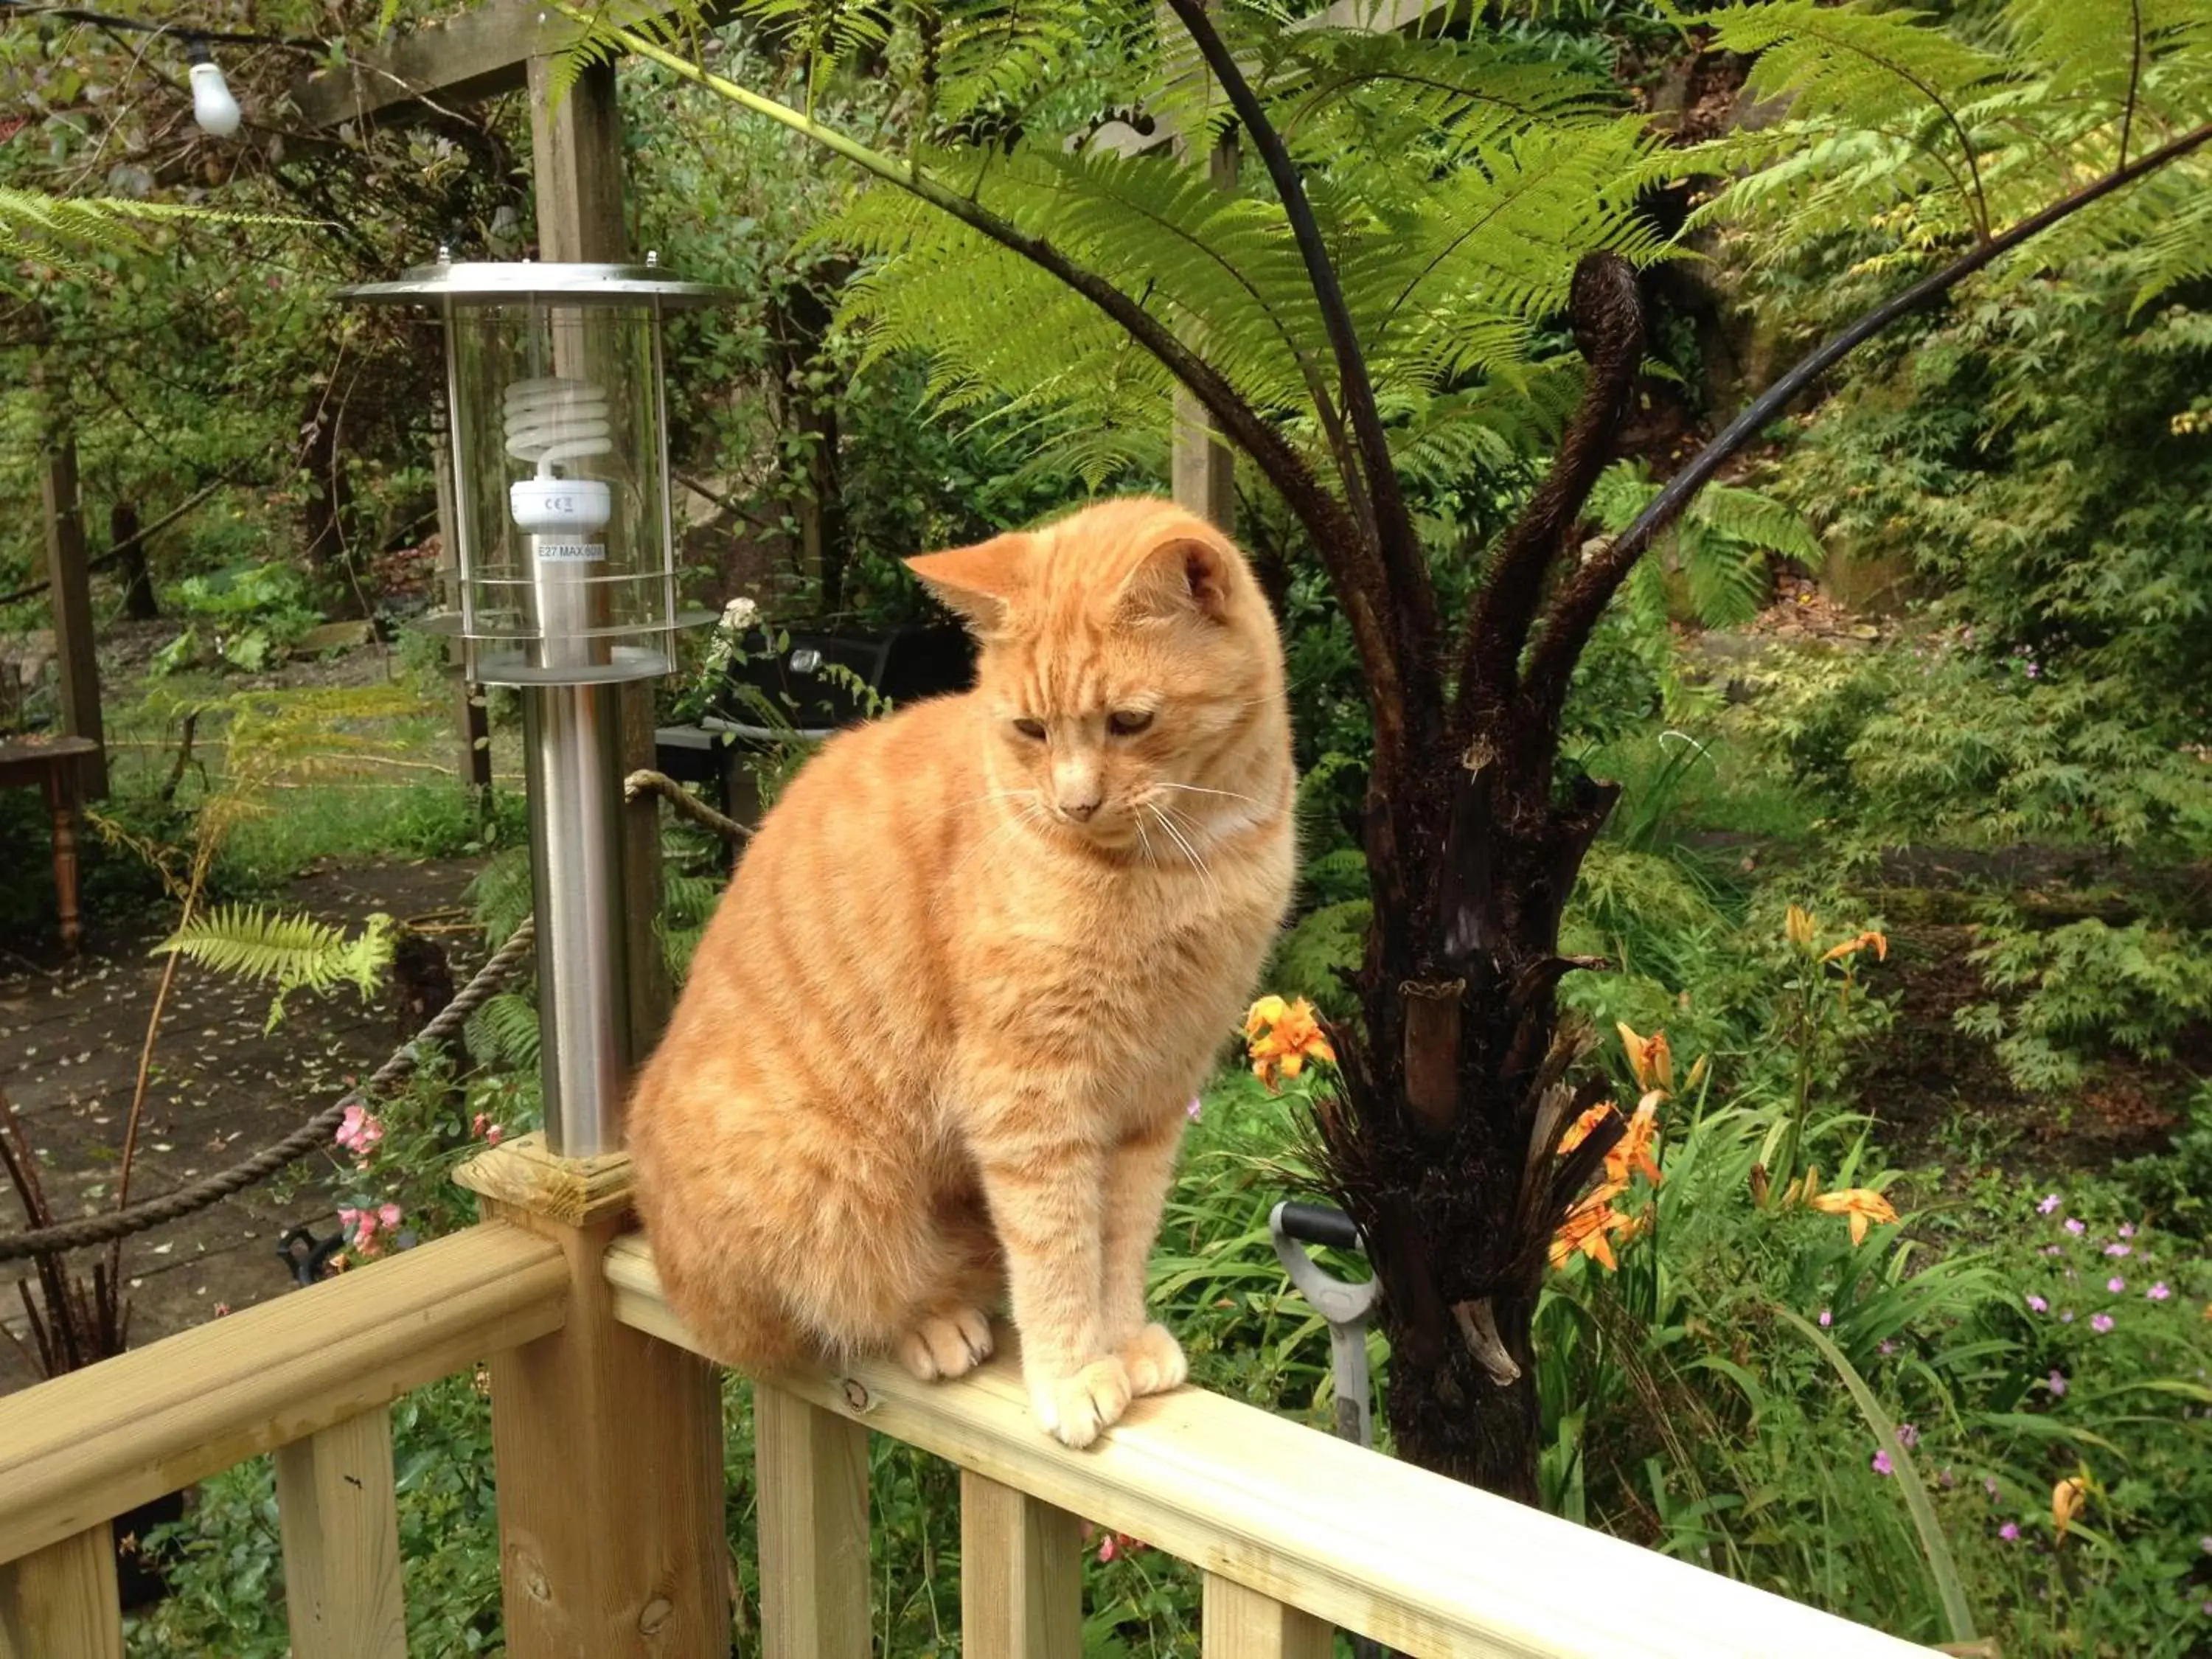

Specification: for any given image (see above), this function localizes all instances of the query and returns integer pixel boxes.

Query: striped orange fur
[627,496,1296,1447]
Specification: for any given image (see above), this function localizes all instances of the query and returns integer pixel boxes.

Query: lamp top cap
[333,257,727,309]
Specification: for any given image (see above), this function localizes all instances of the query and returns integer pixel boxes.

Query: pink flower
[1896,1423,1921,1449]
[1999,1522,2020,1541]
[472,1112,508,1147]
[2048,1370,2068,1397]
[2037,1193,2062,1214]
[334,1103,385,1161]
[487,1124,504,1146]
[2065,1217,2086,1235]
[1098,1534,1117,1563]
[2027,1294,2048,1312]
[2061,1310,2075,1323]
[1872,1450,1893,1476]
[1818,1307,1832,1328]
[1186,1096,1203,1121]
[378,1202,403,1231]
[213,1301,232,1317]
[2118,1222,2135,1238]
[2104,1242,2131,1257]
[2149,1282,2171,1301]
[2091,1312,2115,1333]
[1983,1476,2000,1499]
[2108,1276,2126,1293]
[2042,1243,2065,1256]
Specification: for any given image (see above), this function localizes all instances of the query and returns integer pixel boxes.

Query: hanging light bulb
[185,40,242,138]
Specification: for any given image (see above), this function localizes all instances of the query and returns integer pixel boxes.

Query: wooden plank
[608,1236,1938,1659]
[289,0,707,131]
[456,1130,635,1228]
[0,1224,566,1568]
[1205,1573,1332,1659]
[755,1380,870,1659]
[0,1524,121,1659]
[274,1408,407,1659]
[479,1197,726,1658]
[961,1470,1082,1659]
[274,1410,406,1655]
[524,49,674,1063]
[40,431,106,799]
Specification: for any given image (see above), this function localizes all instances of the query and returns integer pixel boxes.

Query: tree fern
[1684,0,2212,308]
[156,906,395,1032]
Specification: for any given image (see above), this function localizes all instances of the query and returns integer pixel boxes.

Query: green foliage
[156,563,325,676]
[0,189,303,294]
[155,904,394,1033]
[1686,0,2212,310]
[1958,915,2212,1095]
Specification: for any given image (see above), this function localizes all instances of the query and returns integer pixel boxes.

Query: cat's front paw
[1029,1357,1132,1450]
[1116,1322,1186,1397]
[894,1307,995,1382]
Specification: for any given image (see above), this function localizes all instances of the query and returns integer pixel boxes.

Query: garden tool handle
[1275,1199,1361,1251]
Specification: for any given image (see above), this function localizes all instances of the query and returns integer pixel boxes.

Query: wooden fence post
[0,1524,121,1659]
[1202,1574,1332,1659]
[274,1407,407,1659]
[961,1470,1081,1659]
[39,428,107,800]
[457,1136,728,1657]
[754,1381,869,1659]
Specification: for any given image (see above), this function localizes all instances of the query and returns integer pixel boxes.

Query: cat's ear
[905,534,1029,633]
[1120,534,1232,625]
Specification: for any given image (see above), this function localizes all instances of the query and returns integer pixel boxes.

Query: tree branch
[1518,116,2212,740]
[1454,252,1642,748]
[602,14,1414,741]
[1161,0,1439,702]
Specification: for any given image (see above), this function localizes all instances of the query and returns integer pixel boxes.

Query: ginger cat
[627,496,1295,1447]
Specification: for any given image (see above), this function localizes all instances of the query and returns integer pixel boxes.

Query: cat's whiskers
[1154,782,1261,807]
[1145,801,1222,910]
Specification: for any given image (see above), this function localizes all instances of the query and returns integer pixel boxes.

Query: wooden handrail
[0,1222,567,1566]
[606,1234,1935,1659]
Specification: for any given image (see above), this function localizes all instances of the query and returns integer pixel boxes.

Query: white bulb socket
[189,58,242,138]
[510,476,612,538]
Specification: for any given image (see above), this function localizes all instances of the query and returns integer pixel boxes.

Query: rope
[0,919,537,1265]
[625,767,751,844]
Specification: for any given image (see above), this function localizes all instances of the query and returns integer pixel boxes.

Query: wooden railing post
[1203,1574,1332,1659]
[754,1380,869,1659]
[457,1135,727,1656]
[274,1407,406,1658]
[0,1524,121,1659]
[960,1470,1081,1659]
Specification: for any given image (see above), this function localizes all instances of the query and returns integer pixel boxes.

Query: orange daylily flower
[2052,1475,2088,1545]
[1809,1186,1900,1245]
[1820,930,1890,965]
[1616,1022,1674,1093]
[1607,1091,1664,1189]
[1550,1194,1639,1271]
[1557,1100,1615,1157]
[1244,995,1336,1092]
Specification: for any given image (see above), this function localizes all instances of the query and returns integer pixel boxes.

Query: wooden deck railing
[0,1138,1939,1658]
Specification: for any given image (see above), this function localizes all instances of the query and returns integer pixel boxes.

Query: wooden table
[0,734,100,954]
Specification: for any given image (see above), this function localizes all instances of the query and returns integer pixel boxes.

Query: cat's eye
[1012,717,1047,741]
[1107,709,1155,737]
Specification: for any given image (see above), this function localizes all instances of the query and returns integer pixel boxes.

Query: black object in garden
[700,623,974,739]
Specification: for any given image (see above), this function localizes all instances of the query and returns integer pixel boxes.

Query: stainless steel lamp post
[337,254,724,1156]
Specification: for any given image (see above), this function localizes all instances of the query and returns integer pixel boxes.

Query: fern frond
[157,906,394,1032]
[465,991,543,1071]
[0,189,310,291]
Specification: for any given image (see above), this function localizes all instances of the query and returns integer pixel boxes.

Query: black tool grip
[1276,1200,1361,1251]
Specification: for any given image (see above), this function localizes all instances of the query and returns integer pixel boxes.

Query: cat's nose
[1061,797,1100,822]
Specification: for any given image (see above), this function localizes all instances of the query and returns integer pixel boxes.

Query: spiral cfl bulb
[503,376,613,548]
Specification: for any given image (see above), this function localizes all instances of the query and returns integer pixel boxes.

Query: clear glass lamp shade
[335,260,725,686]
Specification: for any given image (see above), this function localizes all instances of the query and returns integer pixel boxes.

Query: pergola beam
[291,0,1458,136]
